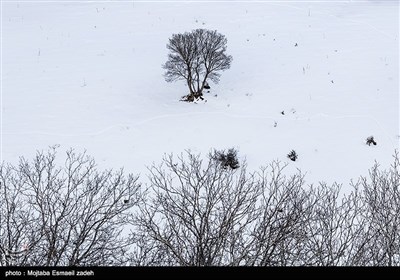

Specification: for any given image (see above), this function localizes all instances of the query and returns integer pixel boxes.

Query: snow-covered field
[2,0,399,187]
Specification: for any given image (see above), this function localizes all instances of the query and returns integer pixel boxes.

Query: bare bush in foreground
[351,151,400,266]
[245,162,315,266]
[134,151,262,265]
[0,147,143,266]
[163,29,232,101]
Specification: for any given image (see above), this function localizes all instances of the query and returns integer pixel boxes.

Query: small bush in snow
[366,136,377,146]
[287,150,298,161]
[211,148,240,169]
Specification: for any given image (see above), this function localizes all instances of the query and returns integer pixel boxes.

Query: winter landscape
[2,0,398,185]
[1,0,399,267]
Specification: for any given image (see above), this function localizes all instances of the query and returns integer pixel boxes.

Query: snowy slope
[2,1,399,187]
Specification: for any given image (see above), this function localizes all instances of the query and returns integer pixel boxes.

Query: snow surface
[1,0,399,188]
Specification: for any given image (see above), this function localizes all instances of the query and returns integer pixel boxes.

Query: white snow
[2,0,399,188]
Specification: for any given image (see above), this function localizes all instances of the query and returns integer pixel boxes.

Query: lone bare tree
[246,162,317,266]
[0,147,143,266]
[163,29,233,102]
[133,151,262,265]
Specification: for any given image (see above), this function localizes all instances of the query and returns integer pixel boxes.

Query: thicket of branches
[1,148,399,266]
[0,147,143,266]
[163,29,232,101]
